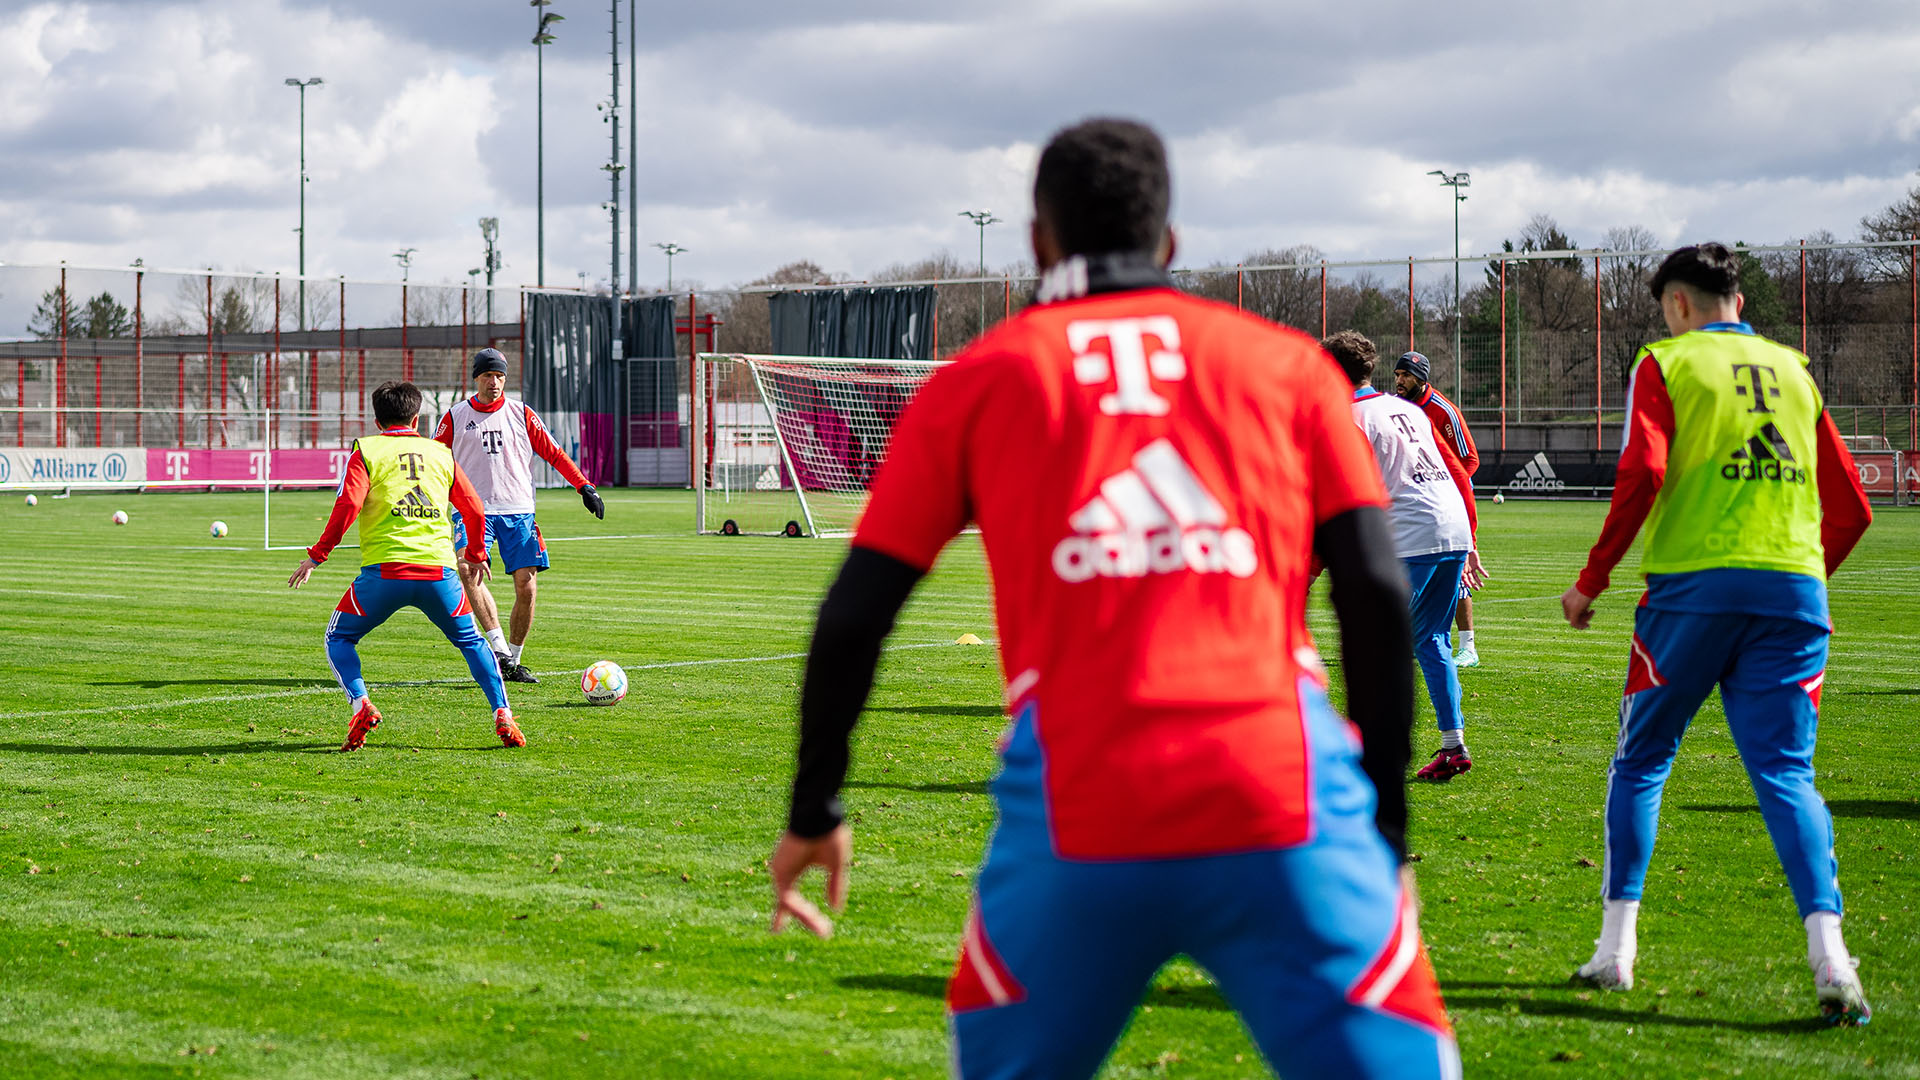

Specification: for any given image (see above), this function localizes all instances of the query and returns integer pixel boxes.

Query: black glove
[579,484,605,519]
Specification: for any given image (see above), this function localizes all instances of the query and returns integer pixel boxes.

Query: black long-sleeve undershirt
[1312,505,1416,859]
[787,507,1415,859]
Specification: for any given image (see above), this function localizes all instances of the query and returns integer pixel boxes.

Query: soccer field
[0,490,1914,1079]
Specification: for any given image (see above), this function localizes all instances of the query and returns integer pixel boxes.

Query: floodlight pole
[627,0,638,295]
[532,1,563,288]
[960,210,1001,338]
[284,77,323,331]
[479,218,501,326]
[1428,169,1470,403]
[606,0,624,364]
[655,242,686,290]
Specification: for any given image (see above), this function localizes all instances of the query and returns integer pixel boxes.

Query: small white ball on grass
[23,494,36,507]
[210,520,229,538]
[1492,493,1506,504]
[111,510,129,524]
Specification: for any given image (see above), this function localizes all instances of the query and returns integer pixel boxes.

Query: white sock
[507,642,524,665]
[484,627,509,656]
[1441,728,1465,751]
[350,694,370,715]
[1806,911,1850,974]
[1592,898,1641,966]
[1460,630,1475,648]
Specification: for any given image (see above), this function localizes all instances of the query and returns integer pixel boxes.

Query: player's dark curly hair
[371,381,423,428]
[1320,330,1378,386]
[1648,242,1740,300]
[1034,118,1170,257]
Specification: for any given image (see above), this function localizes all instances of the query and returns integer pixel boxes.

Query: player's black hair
[1648,242,1741,301]
[1321,330,1378,386]
[371,381,422,428]
[1033,118,1170,257]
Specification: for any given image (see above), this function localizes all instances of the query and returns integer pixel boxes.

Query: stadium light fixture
[393,247,418,282]
[958,210,1002,338]
[531,1,564,287]
[654,242,687,291]
[1428,169,1470,403]
[284,76,323,332]
[478,218,502,325]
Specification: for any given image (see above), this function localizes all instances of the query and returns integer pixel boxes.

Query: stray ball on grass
[111,509,129,525]
[23,494,36,507]
[1492,493,1506,504]
[210,520,229,538]
[581,660,628,706]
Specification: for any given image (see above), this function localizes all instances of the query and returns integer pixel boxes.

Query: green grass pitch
[0,489,1915,1078]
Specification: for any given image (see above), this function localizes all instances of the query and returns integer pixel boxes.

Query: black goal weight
[720,519,740,536]
[783,520,804,538]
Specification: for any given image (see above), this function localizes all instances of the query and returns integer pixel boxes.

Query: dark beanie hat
[1394,351,1431,383]
[471,348,508,377]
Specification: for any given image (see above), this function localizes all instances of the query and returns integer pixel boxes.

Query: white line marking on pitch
[8,588,136,600]
[0,641,983,721]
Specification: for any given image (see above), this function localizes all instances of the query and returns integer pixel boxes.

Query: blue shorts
[452,511,549,573]
[948,685,1459,1079]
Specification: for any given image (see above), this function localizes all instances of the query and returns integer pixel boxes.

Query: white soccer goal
[692,354,946,536]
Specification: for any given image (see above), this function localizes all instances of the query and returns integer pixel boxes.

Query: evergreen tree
[26,286,79,340]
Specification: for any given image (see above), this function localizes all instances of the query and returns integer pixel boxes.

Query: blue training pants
[1603,607,1839,918]
[1403,553,1467,733]
[324,566,510,712]
[948,685,1460,1080]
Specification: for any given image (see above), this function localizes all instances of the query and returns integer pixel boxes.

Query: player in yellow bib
[287,381,525,751]
[1560,244,1874,1023]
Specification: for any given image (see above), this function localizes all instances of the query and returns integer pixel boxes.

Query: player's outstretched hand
[769,824,852,939]
[580,483,605,519]
[1463,549,1489,591]
[1561,585,1596,630]
[287,557,318,589]
[464,555,492,583]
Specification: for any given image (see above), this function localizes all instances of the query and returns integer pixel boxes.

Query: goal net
[693,354,946,536]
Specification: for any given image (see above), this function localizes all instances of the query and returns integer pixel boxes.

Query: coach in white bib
[433,348,604,683]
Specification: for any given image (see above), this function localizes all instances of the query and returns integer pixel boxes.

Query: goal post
[692,353,947,536]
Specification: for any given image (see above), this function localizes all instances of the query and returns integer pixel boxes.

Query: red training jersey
[855,284,1387,860]
[1409,384,1478,538]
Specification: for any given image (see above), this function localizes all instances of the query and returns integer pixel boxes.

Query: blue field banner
[0,448,147,488]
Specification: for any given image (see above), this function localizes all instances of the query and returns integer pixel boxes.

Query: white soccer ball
[23,494,36,507]
[210,520,229,538]
[1492,493,1506,504]
[111,510,129,525]
[580,660,628,706]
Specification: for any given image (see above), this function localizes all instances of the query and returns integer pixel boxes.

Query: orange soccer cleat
[341,699,383,752]
[495,707,526,749]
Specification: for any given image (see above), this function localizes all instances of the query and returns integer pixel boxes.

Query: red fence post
[56,264,67,448]
[1407,257,1415,350]
[204,272,215,448]
[1799,240,1808,355]
[1004,277,1012,320]
[338,339,346,445]
[1498,258,1507,450]
[461,287,469,360]
[1594,254,1604,450]
[1320,262,1327,338]
[271,277,281,446]
[93,358,101,447]
[337,278,347,447]
[13,358,21,447]
[401,283,412,382]
[1236,265,1244,311]
[134,269,143,447]
[356,349,366,435]
[1910,235,1917,451]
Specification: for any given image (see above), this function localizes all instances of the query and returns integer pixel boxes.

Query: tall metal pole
[627,0,638,295]
[607,0,624,365]
[655,242,685,290]
[285,77,322,331]
[532,3,563,288]
[959,210,1000,338]
[1427,169,1469,402]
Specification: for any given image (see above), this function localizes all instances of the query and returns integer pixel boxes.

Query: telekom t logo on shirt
[1067,316,1187,416]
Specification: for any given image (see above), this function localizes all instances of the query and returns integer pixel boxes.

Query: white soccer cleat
[1454,644,1480,669]
[1814,957,1872,1027]
[1573,954,1633,991]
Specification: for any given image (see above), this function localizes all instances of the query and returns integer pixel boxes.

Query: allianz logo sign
[1504,452,1565,492]
[1052,439,1258,583]
[0,452,131,483]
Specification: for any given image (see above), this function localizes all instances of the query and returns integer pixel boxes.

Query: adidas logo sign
[389,483,443,520]
[1051,438,1257,583]
[1722,422,1807,483]
[465,419,479,430]
[1506,452,1565,492]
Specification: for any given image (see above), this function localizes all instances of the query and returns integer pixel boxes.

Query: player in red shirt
[1393,353,1486,667]
[765,119,1457,1079]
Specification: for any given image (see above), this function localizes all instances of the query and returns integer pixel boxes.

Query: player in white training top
[432,348,604,683]
[1323,331,1486,781]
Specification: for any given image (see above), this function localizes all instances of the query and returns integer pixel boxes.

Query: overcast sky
[3,0,1918,297]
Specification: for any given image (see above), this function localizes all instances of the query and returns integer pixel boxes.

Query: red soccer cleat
[341,700,382,752]
[495,707,526,749]
[1415,746,1472,782]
